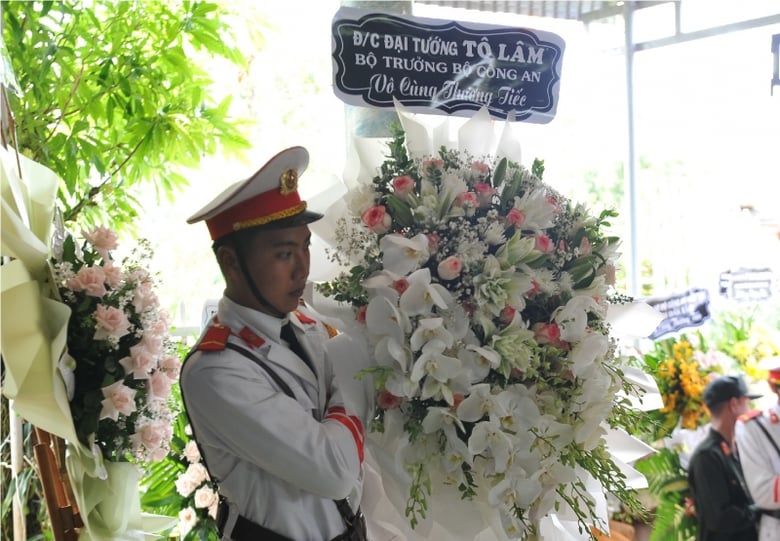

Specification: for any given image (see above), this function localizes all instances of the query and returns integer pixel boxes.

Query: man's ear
[216,244,242,283]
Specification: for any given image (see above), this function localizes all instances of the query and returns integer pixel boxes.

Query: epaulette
[295,309,317,325]
[197,324,230,351]
[238,327,266,348]
[739,409,763,422]
[324,323,339,339]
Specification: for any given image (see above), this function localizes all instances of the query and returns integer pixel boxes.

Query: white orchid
[410,339,462,404]
[552,295,605,342]
[410,317,455,351]
[379,233,430,276]
[468,419,513,473]
[399,268,454,316]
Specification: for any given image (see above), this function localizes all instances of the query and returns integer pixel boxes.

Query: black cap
[703,375,762,408]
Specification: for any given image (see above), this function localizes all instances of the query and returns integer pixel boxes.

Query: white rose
[194,486,217,508]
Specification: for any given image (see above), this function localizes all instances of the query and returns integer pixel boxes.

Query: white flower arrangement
[318,113,645,539]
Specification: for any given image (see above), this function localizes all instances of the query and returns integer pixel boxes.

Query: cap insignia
[280,168,298,196]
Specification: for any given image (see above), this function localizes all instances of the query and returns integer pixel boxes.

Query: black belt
[224,507,368,541]
[760,508,780,520]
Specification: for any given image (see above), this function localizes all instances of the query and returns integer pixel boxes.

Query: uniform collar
[219,296,288,343]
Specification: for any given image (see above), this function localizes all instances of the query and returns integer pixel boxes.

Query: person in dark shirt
[688,375,761,541]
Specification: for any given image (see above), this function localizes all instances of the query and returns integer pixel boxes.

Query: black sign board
[332,7,565,123]
[645,288,711,340]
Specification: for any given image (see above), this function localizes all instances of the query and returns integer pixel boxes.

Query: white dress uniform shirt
[181,296,365,541]
[736,403,780,541]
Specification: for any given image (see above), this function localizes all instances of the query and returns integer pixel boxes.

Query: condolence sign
[645,288,711,340]
[332,7,565,123]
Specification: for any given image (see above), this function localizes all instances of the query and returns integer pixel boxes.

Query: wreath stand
[32,428,83,541]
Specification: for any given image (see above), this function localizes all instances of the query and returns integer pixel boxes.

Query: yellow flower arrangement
[645,333,727,438]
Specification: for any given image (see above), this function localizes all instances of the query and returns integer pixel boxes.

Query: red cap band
[205,188,306,241]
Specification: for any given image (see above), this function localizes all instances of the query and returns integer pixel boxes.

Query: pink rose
[526,280,541,296]
[533,322,565,348]
[149,370,173,401]
[392,278,409,295]
[421,158,444,178]
[102,262,123,288]
[83,226,118,253]
[470,161,490,176]
[119,342,157,378]
[361,205,392,234]
[534,234,554,253]
[159,354,181,380]
[183,441,201,464]
[68,265,107,297]
[426,233,441,252]
[175,476,199,499]
[377,390,401,410]
[603,263,616,286]
[451,393,465,410]
[500,306,517,325]
[94,304,131,340]
[140,332,164,356]
[392,175,415,197]
[100,380,137,420]
[579,237,592,256]
[194,486,217,509]
[437,256,463,281]
[474,182,493,207]
[137,419,169,449]
[506,208,526,227]
[133,281,159,313]
[355,305,368,324]
[454,192,478,208]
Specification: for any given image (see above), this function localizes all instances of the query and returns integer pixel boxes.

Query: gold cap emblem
[280,168,298,195]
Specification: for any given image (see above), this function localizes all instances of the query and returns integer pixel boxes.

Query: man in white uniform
[736,357,780,541]
[182,147,369,541]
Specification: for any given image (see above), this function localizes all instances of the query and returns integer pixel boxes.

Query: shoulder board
[739,409,763,422]
[324,323,339,339]
[197,324,231,351]
[238,326,266,348]
[294,309,317,325]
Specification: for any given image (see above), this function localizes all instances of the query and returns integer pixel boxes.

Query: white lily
[512,187,557,231]
[473,256,531,317]
[379,233,430,276]
[495,232,536,266]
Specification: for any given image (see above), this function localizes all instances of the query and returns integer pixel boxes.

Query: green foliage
[634,449,697,541]
[2,0,252,233]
